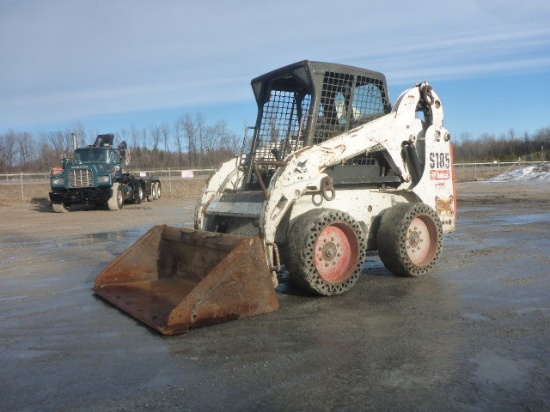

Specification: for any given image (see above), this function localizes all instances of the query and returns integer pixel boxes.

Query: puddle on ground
[474,350,534,387]
[0,222,194,271]
[493,213,550,226]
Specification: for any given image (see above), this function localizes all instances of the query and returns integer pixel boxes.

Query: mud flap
[93,226,280,335]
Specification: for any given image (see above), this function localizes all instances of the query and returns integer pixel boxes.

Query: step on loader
[94,60,457,335]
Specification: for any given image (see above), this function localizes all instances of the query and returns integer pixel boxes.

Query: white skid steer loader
[94,61,457,334]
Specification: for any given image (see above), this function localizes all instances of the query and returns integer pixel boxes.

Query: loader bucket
[93,225,280,335]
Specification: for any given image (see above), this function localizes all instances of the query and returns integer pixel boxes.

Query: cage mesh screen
[314,73,387,143]
[251,69,387,166]
[254,91,312,161]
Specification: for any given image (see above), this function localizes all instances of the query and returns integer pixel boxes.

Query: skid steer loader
[94,60,457,335]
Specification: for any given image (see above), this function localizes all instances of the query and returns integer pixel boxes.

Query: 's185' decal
[429,152,450,169]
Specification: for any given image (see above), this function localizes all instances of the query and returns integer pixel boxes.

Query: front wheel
[52,202,69,213]
[377,203,443,277]
[107,183,124,211]
[286,209,366,296]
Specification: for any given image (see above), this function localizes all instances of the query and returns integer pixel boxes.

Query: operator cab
[245,60,396,188]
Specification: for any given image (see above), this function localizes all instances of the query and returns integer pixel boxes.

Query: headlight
[98,176,110,183]
[51,178,64,186]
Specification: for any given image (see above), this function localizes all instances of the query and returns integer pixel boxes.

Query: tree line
[453,127,550,163]
[0,113,241,173]
[1,115,549,173]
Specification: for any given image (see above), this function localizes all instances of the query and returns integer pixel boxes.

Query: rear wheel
[107,183,124,211]
[152,182,159,200]
[287,209,366,296]
[155,182,162,200]
[377,203,442,277]
[147,183,156,202]
[133,183,143,204]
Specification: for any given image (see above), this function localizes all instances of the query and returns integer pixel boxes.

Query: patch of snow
[491,162,550,182]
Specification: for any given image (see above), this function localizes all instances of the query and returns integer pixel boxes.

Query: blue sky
[1,0,550,141]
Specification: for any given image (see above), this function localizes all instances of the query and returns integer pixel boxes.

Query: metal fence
[454,159,544,181]
[0,168,215,183]
[0,160,545,201]
[0,169,215,201]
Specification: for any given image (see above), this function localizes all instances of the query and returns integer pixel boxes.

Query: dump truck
[49,133,162,212]
[94,61,457,335]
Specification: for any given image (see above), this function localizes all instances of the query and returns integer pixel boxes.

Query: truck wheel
[155,182,162,200]
[287,209,366,296]
[107,183,124,211]
[377,203,442,277]
[133,184,143,204]
[147,183,156,202]
[52,202,69,213]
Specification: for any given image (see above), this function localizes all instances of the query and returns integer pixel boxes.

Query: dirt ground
[1,181,549,411]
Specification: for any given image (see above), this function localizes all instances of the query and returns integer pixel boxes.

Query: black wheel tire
[52,202,69,213]
[155,182,162,200]
[377,203,443,277]
[147,183,156,202]
[134,184,143,204]
[286,209,366,296]
[107,183,124,211]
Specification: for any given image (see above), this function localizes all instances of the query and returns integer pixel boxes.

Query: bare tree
[130,126,141,150]
[0,131,18,172]
[39,141,59,170]
[17,132,38,171]
[148,125,162,167]
[182,114,198,167]
[160,122,171,167]
[41,130,75,156]
[149,125,161,152]
[201,120,240,167]
[174,116,186,168]
[195,113,206,168]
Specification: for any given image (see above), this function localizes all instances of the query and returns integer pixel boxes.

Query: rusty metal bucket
[93,225,280,335]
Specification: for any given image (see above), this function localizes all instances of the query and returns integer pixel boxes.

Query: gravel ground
[1,181,549,411]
